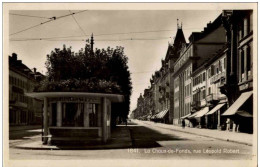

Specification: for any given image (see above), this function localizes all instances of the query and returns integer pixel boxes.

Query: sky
[9,10,222,112]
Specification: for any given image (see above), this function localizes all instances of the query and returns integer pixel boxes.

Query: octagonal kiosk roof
[26,92,124,103]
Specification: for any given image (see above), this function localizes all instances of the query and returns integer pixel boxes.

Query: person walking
[226,118,230,131]
[182,119,185,129]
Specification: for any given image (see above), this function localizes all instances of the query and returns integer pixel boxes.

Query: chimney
[12,53,17,61]
[33,68,36,73]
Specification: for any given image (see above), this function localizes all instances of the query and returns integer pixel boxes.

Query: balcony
[219,76,226,87]
[210,71,226,84]
[191,101,201,109]
[206,93,220,103]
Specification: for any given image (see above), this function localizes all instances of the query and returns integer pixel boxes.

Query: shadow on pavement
[9,129,42,140]
[128,122,187,148]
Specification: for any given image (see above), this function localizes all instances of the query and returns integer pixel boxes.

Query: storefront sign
[49,97,100,103]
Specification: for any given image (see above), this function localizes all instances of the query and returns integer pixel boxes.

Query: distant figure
[182,119,185,129]
[226,118,230,131]
[124,118,127,126]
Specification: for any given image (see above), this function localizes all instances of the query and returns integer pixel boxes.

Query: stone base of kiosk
[49,127,102,145]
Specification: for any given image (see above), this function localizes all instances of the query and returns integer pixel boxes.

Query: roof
[165,28,186,62]
[26,92,124,103]
[9,53,44,81]
[188,14,222,43]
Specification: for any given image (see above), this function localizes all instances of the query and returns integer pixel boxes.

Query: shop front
[27,92,124,145]
[188,107,209,128]
[222,91,253,133]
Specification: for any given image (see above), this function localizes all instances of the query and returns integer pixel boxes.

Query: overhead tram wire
[10,13,52,19]
[10,10,88,36]
[69,10,87,37]
[9,29,177,40]
[10,36,172,42]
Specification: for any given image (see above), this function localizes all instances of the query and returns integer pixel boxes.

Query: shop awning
[188,112,198,119]
[222,91,253,116]
[181,113,191,119]
[156,109,169,119]
[151,114,156,119]
[206,103,226,115]
[236,110,253,117]
[195,107,209,118]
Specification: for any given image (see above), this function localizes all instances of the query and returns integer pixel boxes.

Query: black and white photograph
[3,2,257,167]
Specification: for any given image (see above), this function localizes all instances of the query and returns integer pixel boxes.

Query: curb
[141,121,252,146]
[9,126,42,132]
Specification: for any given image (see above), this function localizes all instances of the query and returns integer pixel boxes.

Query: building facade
[133,10,254,134]
[9,53,44,126]
[204,48,228,130]
[221,10,253,133]
[190,66,207,128]
[172,14,226,125]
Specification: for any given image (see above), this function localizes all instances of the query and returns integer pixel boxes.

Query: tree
[35,44,132,125]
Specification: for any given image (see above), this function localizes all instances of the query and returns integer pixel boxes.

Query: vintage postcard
[3,2,258,167]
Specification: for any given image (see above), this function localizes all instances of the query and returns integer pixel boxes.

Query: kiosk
[27,92,124,145]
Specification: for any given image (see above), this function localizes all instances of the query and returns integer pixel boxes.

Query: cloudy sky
[9,10,222,112]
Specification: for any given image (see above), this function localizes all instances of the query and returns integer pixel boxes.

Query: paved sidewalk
[137,120,253,146]
[13,125,132,150]
[9,125,42,132]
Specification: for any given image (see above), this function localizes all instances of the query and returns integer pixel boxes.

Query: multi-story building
[150,24,186,123]
[130,108,137,119]
[166,24,187,124]
[135,93,144,119]
[9,53,44,126]
[150,69,168,122]
[190,65,208,128]
[204,47,228,129]
[143,87,154,118]
[172,14,226,125]
[221,10,253,133]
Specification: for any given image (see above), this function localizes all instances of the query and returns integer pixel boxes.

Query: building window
[247,45,251,75]
[249,12,253,32]
[62,103,84,127]
[51,103,57,126]
[208,87,211,95]
[240,49,245,81]
[244,17,248,37]
[239,21,244,40]
[250,42,253,76]
[203,90,206,99]
[224,57,226,70]
[211,65,215,76]
[208,68,211,78]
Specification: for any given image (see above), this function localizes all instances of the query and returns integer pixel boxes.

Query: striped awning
[156,109,169,119]
[195,107,209,118]
[151,109,169,119]
[222,91,253,116]
[181,113,191,119]
[188,112,198,119]
[206,103,226,115]
[189,107,209,118]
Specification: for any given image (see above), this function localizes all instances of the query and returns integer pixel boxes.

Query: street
[9,120,253,160]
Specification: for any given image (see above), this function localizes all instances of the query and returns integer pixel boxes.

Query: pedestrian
[182,119,185,129]
[226,118,230,131]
